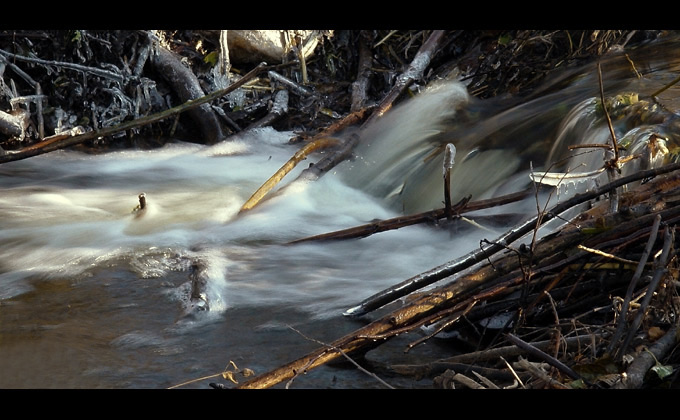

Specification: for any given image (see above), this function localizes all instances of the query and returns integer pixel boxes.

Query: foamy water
[1,122,497,320]
[4,37,680,388]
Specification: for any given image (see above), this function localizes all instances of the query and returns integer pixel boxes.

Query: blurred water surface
[3,35,680,388]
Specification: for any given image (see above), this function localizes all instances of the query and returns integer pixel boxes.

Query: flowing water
[3,35,680,389]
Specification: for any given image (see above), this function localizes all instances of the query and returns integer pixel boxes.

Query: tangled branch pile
[0,30,663,153]
[3,30,679,390]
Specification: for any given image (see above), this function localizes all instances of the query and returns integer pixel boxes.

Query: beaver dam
[2,30,680,389]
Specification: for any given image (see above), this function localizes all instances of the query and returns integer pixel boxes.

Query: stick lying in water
[442,143,457,222]
[343,161,680,318]
[287,189,531,244]
[238,137,341,213]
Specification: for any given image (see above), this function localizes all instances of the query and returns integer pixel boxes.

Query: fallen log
[150,43,225,143]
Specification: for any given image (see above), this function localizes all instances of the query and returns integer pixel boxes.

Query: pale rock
[227,30,327,64]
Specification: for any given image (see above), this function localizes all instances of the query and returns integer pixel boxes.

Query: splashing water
[4,36,680,388]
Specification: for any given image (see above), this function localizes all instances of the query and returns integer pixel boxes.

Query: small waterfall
[541,91,680,200]
[340,80,537,214]
[340,80,470,213]
[340,40,680,215]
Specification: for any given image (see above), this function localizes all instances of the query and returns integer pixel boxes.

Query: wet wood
[0,63,268,165]
[236,168,680,388]
[287,189,531,244]
[343,162,680,318]
[238,136,341,213]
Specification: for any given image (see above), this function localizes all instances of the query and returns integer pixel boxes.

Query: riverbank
[2,30,680,390]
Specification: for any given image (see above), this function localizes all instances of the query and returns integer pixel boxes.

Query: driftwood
[234,167,680,388]
[149,43,225,144]
[287,189,531,244]
[343,161,680,318]
[238,136,341,213]
[0,63,268,165]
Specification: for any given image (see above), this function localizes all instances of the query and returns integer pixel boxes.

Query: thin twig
[597,61,621,213]
[607,214,662,355]
[0,47,125,83]
[500,356,526,389]
[650,73,680,98]
[443,143,456,222]
[618,225,674,358]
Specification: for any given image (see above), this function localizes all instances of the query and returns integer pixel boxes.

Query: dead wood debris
[234,167,680,389]
[3,30,679,390]
[0,30,663,153]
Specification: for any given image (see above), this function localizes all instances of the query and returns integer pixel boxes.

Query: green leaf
[568,378,587,389]
[498,34,512,46]
[651,364,673,379]
[203,51,219,66]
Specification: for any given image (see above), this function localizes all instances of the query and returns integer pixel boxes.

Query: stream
[3,34,680,389]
